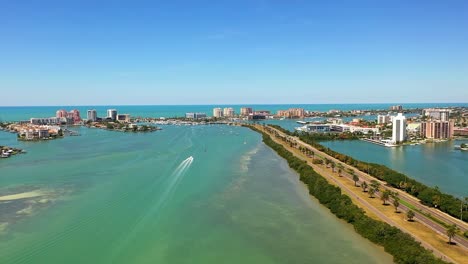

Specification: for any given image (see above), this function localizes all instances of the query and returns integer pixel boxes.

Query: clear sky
[1,0,468,106]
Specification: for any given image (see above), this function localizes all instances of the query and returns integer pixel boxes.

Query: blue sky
[1,0,467,106]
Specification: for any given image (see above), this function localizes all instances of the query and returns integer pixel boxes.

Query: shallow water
[0,126,393,263]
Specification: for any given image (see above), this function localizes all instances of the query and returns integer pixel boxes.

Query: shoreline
[245,124,467,263]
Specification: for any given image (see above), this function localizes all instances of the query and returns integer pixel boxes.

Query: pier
[360,138,397,147]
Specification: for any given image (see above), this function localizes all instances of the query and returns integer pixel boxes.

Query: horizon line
[1,102,467,108]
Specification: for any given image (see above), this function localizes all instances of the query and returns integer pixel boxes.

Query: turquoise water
[321,140,468,197]
[0,126,392,264]
[1,103,466,121]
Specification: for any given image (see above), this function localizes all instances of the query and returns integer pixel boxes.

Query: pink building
[56,109,68,118]
[68,109,81,123]
[420,121,454,139]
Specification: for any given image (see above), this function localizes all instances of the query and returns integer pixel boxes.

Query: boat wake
[109,156,194,261]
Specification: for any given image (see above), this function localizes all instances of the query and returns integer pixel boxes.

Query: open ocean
[1,103,466,121]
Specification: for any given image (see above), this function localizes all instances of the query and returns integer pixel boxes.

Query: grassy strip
[245,125,448,264]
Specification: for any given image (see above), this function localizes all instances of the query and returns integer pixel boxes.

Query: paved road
[259,125,468,253]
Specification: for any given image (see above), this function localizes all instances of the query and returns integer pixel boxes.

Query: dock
[360,138,397,147]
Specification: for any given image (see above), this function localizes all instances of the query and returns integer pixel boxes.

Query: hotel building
[116,114,131,123]
[392,113,406,144]
[107,109,118,121]
[420,121,454,139]
[213,108,223,118]
[277,108,305,118]
[68,109,81,123]
[56,109,68,118]
[377,115,392,124]
[240,107,253,116]
[423,108,450,122]
[87,109,98,121]
[223,107,235,117]
[390,105,403,111]
[185,112,207,119]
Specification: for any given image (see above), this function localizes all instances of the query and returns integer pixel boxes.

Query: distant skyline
[1,1,468,106]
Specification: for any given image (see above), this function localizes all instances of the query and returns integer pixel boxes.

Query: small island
[86,121,161,133]
[1,146,25,159]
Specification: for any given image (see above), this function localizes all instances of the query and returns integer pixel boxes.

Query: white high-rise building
[87,109,97,121]
[223,107,235,117]
[392,113,406,144]
[107,109,117,121]
[213,108,223,118]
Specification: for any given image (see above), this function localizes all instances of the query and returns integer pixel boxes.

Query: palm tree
[352,171,359,186]
[391,192,400,212]
[336,163,344,176]
[393,199,400,212]
[446,224,458,244]
[381,190,391,205]
[370,180,380,193]
[407,210,415,221]
[361,181,368,192]
[368,188,376,198]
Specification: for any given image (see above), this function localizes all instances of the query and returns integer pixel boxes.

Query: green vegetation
[392,192,400,213]
[361,181,368,192]
[381,190,391,205]
[268,124,468,222]
[407,210,415,221]
[446,225,458,244]
[312,158,323,165]
[244,125,448,264]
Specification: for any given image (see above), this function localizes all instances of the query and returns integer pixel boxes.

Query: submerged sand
[0,190,45,201]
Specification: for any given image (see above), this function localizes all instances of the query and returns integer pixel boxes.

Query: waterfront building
[327,118,343,124]
[392,113,407,144]
[107,109,118,121]
[38,129,49,138]
[116,114,131,123]
[68,109,81,123]
[377,115,392,124]
[30,117,60,125]
[277,108,305,118]
[240,107,253,116]
[223,107,235,117]
[420,121,454,139]
[213,108,223,118]
[254,110,271,116]
[185,112,207,119]
[87,109,97,122]
[454,127,468,136]
[247,113,266,120]
[334,125,378,134]
[56,109,68,118]
[390,105,403,111]
[423,108,450,121]
[297,124,331,133]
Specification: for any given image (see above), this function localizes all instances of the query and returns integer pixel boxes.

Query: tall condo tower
[392,113,406,144]
[107,109,117,121]
[213,108,223,118]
